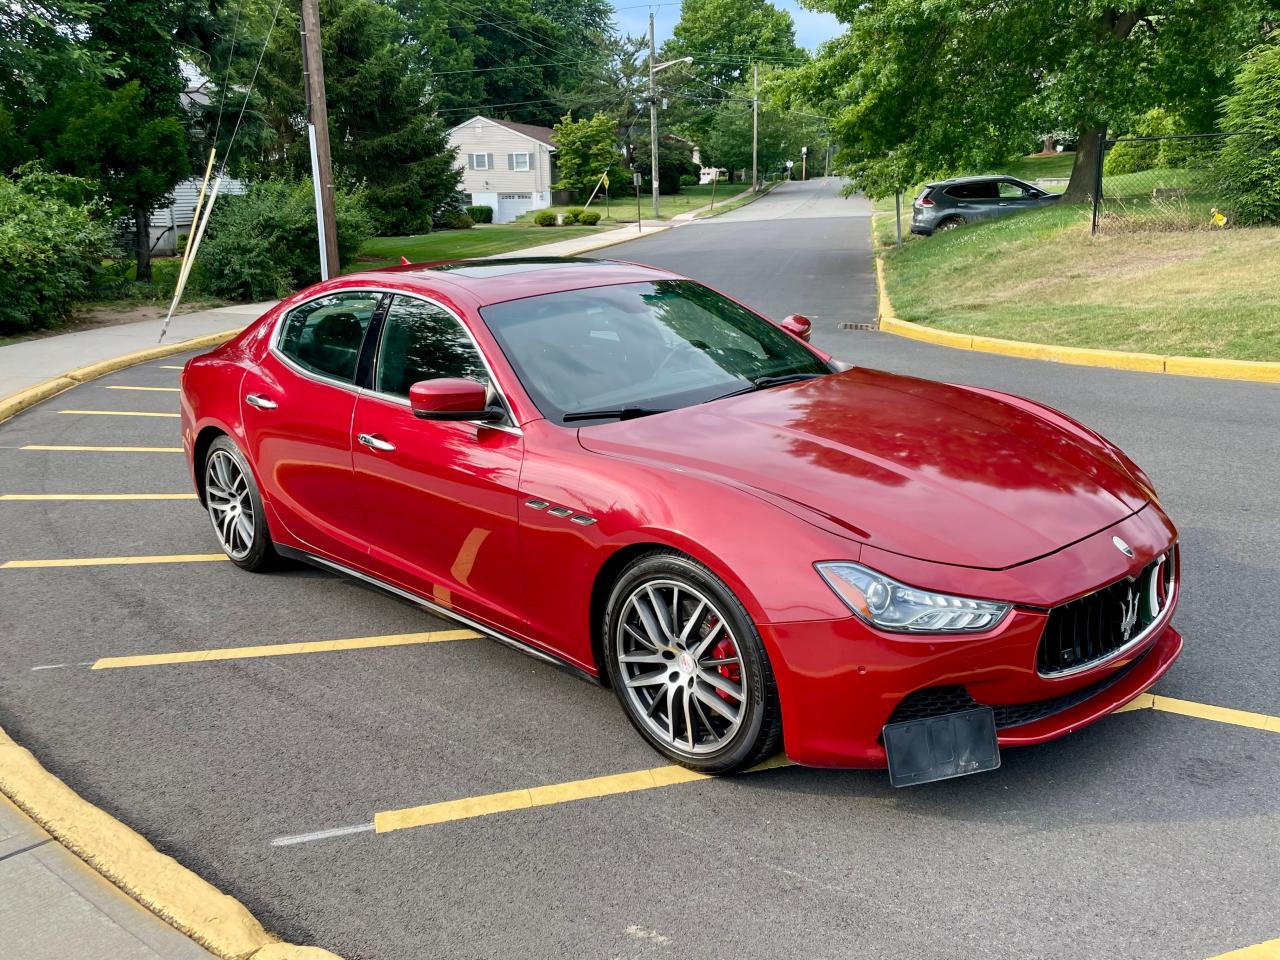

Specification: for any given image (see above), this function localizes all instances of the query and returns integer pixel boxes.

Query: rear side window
[278,291,382,384]
[946,181,999,200]
[374,295,490,399]
[998,180,1032,198]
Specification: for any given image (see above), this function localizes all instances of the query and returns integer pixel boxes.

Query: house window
[471,153,490,170]
[510,152,531,172]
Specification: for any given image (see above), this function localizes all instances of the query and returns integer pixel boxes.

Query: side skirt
[275,544,603,687]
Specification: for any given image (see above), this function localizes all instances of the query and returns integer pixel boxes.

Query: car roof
[926,174,1030,187]
[343,257,682,307]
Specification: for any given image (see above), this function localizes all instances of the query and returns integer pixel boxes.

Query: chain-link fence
[1091,131,1257,234]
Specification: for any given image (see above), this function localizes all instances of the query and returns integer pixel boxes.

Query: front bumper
[762,613,1181,768]
[761,510,1182,768]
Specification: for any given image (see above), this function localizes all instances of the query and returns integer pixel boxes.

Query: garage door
[496,193,535,223]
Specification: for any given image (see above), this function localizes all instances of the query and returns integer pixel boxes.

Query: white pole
[308,123,329,281]
[159,177,222,343]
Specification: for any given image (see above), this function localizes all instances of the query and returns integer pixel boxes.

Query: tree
[1215,42,1280,225]
[785,0,1274,200]
[701,75,826,180]
[252,0,460,233]
[663,0,803,92]
[31,79,188,281]
[552,113,619,193]
[0,1,111,107]
[630,134,699,193]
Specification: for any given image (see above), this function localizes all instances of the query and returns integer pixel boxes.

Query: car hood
[576,368,1150,570]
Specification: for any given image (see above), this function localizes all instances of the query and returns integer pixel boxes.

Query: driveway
[0,176,1275,960]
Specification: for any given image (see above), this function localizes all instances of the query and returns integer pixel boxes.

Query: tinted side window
[278,292,381,383]
[374,295,490,399]
[946,182,998,200]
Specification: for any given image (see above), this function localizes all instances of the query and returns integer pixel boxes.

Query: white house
[447,117,557,223]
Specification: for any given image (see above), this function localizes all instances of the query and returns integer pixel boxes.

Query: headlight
[816,562,1010,634]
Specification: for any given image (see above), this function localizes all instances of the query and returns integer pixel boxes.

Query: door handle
[245,393,277,410]
[357,432,396,452]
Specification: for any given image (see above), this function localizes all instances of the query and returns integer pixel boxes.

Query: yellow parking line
[1,553,227,569]
[1118,693,1280,732]
[92,629,482,670]
[1207,937,1280,959]
[0,493,196,501]
[374,753,792,834]
[57,409,179,418]
[21,444,183,453]
[106,385,181,393]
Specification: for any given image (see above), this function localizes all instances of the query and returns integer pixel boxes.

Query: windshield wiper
[707,372,826,403]
[562,406,670,423]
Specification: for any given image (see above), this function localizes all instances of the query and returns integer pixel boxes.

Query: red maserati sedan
[180,258,1181,786]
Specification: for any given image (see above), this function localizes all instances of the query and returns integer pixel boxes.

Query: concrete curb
[874,257,1280,384]
[0,724,342,960]
[0,328,246,425]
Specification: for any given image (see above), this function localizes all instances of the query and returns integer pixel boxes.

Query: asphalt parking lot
[1,179,1277,960]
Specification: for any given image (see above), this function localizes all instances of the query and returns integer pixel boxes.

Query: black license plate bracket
[883,706,1000,788]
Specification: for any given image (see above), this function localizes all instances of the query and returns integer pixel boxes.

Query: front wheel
[203,435,278,571]
[603,551,782,773]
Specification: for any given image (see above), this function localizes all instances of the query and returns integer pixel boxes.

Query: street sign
[633,172,643,187]
[785,160,794,169]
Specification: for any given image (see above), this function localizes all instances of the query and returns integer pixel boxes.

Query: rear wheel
[203,436,278,571]
[936,215,966,231]
[603,551,782,773]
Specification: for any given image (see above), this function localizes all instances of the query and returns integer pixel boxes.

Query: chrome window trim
[269,289,386,394]
[1035,554,1179,680]
[269,286,522,436]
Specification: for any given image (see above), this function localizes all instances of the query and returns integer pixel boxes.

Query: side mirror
[409,378,503,422]
[780,314,813,342]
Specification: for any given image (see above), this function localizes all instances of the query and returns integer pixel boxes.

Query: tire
[203,435,279,572]
[936,215,966,231]
[603,550,782,774]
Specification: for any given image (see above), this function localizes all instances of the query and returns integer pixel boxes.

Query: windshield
[479,280,829,424]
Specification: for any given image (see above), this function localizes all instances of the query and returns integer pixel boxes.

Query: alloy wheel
[205,449,256,560]
[615,579,748,756]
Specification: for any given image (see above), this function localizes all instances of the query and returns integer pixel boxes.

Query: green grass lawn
[517,182,754,228]
[879,202,1280,361]
[352,223,605,270]
[1002,152,1077,181]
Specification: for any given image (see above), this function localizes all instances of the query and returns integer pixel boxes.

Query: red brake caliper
[710,632,741,703]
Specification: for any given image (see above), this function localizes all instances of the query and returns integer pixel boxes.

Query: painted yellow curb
[0,327,244,425]
[875,257,1280,383]
[0,724,342,959]
[1207,937,1280,960]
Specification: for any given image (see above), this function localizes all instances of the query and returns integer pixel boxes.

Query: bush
[0,168,116,335]
[466,204,493,223]
[194,178,374,301]
[1105,109,1176,175]
[679,174,698,187]
[1215,43,1280,226]
[533,210,558,227]
[562,207,585,224]
[579,210,601,226]
[439,209,474,229]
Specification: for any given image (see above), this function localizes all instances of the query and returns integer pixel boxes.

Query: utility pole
[751,62,759,192]
[300,0,339,280]
[648,12,660,219]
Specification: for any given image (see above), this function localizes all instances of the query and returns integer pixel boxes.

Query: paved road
[0,176,1276,960]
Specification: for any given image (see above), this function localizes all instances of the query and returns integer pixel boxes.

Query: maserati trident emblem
[1112,536,1135,558]
[1119,589,1140,643]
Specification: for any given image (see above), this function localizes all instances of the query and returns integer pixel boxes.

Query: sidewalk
[0,303,271,399]
[0,795,214,960]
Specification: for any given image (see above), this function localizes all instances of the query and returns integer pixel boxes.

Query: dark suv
[911,175,1059,236]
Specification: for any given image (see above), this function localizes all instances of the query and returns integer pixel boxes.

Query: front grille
[886,650,1146,732]
[1036,549,1176,676]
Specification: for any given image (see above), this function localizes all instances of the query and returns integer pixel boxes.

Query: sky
[610,0,845,52]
